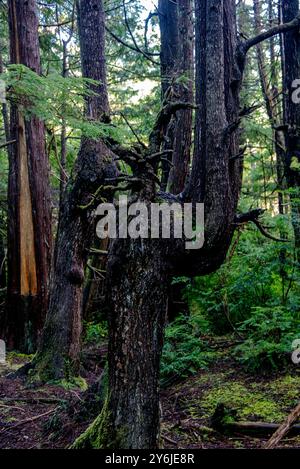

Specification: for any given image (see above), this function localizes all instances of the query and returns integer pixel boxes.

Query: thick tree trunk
[105,239,169,449]
[73,0,244,450]
[2,0,52,353]
[32,0,115,382]
[73,0,300,451]
[0,46,8,290]
[158,0,178,99]
[282,0,300,259]
[73,239,169,449]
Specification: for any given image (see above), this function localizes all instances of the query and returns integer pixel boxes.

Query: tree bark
[73,0,245,450]
[282,0,300,260]
[32,0,115,382]
[168,0,194,196]
[106,239,169,449]
[158,0,179,190]
[159,0,194,195]
[72,0,300,450]
[2,0,52,353]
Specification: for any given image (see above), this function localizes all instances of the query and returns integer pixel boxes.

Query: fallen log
[225,421,300,438]
[264,402,300,449]
[211,404,300,439]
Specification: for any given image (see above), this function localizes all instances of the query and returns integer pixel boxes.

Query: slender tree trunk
[2,0,52,353]
[253,0,287,289]
[168,0,194,195]
[158,0,179,190]
[82,238,109,322]
[254,0,286,214]
[32,0,115,382]
[60,40,68,212]
[0,45,10,145]
[282,0,300,260]
[159,0,194,195]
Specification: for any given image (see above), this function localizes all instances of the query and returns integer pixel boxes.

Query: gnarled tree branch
[235,209,289,242]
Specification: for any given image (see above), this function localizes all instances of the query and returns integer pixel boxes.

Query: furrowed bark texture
[159,0,194,194]
[2,0,52,353]
[105,239,169,448]
[168,0,194,195]
[33,0,115,381]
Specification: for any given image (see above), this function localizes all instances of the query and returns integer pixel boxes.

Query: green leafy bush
[160,314,214,388]
[234,306,300,371]
[83,321,108,345]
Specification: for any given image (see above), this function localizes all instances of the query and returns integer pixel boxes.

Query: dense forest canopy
[0,0,299,452]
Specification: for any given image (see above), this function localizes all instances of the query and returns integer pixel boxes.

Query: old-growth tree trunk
[282,0,300,259]
[2,0,52,353]
[46,0,297,449]
[32,0,115,382]
[73,0,300,450]
[159,0,194,319]
[0,44,8,290]
[73,0,244,450]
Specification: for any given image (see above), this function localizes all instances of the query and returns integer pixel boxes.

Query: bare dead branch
[235,209,289,242]
[242,14,300,54]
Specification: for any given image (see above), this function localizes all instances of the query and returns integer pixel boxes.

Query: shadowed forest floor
[1,338,300,449]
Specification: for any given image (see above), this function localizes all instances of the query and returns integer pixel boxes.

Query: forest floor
[0,337,300,449]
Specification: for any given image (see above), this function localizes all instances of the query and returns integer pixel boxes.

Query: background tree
[282,0,300,260]
[31,0,116,382]
[1,0,52,353]
[158,0,194,194]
